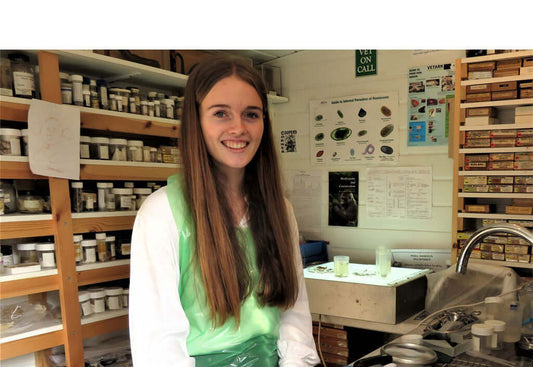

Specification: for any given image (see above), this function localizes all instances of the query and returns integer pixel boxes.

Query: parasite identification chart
[309,92,398,165]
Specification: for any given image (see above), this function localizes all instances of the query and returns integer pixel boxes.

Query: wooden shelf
[0,95,31,122]
[460,123,533,131]
[460,98,533,109]
[0,217,55,240]
[0,272,59,299]
[72,211,136,233]
[461,74,533,86]
[460,50,533,64]
[458,213,533,220]
[0,157,47,179]
[80,159,180,181]
[459,170,532,176]
[77,260,130,286]
[459,146,533,154]
[81,311,129,340]
[0,323,63,360]
[458,193,532,199]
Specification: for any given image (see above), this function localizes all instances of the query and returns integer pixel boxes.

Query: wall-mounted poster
[329,171,358,227]
[310,92,399,165]
[407,63,455,147]
[280,129,298,153]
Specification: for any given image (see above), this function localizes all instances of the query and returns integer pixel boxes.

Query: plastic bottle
[503,301,523,343]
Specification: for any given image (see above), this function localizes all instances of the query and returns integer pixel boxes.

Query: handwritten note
[28,99,80,180]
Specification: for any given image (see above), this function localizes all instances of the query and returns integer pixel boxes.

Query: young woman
[129,55,320,366]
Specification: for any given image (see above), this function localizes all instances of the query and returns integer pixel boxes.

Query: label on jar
[23,199,41,210]
[110,244,116,257]
[99,146,109,159]
[92,298,105,313]
[120,195,132,210]
[108,296,121,310]
[0,87,13,96]
[81,301,93,316]
[8,138,21,155]
[84,247,96,263]
[41,252,56,268]
[80,144,90,159]
[73,84,83,104]
[85,196,94,210]
[74,244,83,262]
[121,243,131,255]
[13,71,34,96]
[61,89,72,104]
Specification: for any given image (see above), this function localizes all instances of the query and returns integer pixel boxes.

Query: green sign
[355,50,377,77]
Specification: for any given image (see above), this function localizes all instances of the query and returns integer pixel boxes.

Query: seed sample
[315,133,325,141]
[316,150,324,157]
[380,124,394,138]
[358,130,368,137]
[330,127,352,141]
[381,106,392,117]
[380,145,393,155]
[337,110,344,118]
[315,114,323,121]
[358,108,367,118]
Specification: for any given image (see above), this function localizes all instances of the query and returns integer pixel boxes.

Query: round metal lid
[381,342,438,365]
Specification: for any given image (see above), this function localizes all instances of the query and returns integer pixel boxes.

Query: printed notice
[285,170,322,231]
[366,167,432,219]
[28,99,80,180]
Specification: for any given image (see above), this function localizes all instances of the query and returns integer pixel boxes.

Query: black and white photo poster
[328,171,359,227]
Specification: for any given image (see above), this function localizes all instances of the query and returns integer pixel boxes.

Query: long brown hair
[181,55,298,326]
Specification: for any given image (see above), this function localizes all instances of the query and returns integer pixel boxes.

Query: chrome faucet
[456,223,533,274]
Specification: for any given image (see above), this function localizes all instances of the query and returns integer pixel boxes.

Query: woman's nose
[228,116,246,135]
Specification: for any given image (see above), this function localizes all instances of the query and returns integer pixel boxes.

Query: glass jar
[95,232,108,262]
[143,146,152,162]
[122,288,129,308]
[129,97,137,114]
[73,234,84,264]
[0,180,17,214]
[127,140,143,162]
[0,56,13,97]
[78,290,93,318]
[176,96,184,120]
[485,296,504,320]
[153,100,161,117]
[134,188,151,209]
[484,320,505,350]
[71,181,84,213]
[17,192,44,214]
[116,239,131,259]
[96,182,114,211]
[61,82,73,105]
[150,147,158,162]
[35,242,56,269]
[0,193,4,215]
[90,137,110,160]
[162,99,174,119]
[116,88,131,113]
[109,138,127,161]
[80,136,91,159]
[148,91,158,101]
[89,288,106,313]
[109,94,118,111]
[82,191,96,212]
[140,100,148,116]
[16,243,39,264]
[124,182,134,189]
[8,53,35,98]
[82,239,97,263]
[20,129,28,156]
[0,128,22,156]
[113,188,133,211]
[147,101,154,117]
[97,79,108,110]
[105,287,123,310]
[106,236,116,260]
[71,74,83,106]
[82,89,91,108]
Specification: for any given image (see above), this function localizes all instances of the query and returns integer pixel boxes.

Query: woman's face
[199,75,264,177]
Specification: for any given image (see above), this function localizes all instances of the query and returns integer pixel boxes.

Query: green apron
[166,174,280,367]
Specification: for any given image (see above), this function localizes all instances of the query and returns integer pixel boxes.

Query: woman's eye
[245,111,261,120]
[214,111,227,118]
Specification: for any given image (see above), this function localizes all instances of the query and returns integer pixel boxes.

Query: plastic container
[71,74,83,106]
[150,147,158,162]
[0,56,13,96]
[334,255,349,277]
[116,239,131,260]
[81,239,97,264]
[153,100,161,117]
[82,89,91,107]
[16,243,39,264]
[80,136,91,159]
[73,234,84,264]
[503,302,523,343]
[134,188,151,209]
[109,138,127,161]
[96,182,114,211]
[471,323,494,354]
[106,236,116,260]
[90,137,110,160]
[113,188,134,211]
[0,180,16,213]
[0,128,22,156]
[147,101,154,117]
[143,146,152,162]
[122,289,129,308]
[162,99,174,119]
[376,247,392,277]
[71,181,84,213]
[9,53,35,98]
[17,192,44,213]
[484,320,505,350]
[78,290,93,317]
[36,243,56,269]
[89,288,106,313]
[127,140,143,162]
[61,82,73,105]
[105,287,123,310]
[95,232,108,262]
[20,129,28,156]
[485,296,504,320]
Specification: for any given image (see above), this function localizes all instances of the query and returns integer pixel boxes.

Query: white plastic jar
[105,287,123,310]
[109,138,127,161]
[16,243,38,264]
[127,140,143,162]
[81,239,97,264]
[96,182,114,211]
[89,288,106,313]
[80,136,91,159]
[95,232,108,262]
[113,188,134,211]
[485,296,504,321]
[78,290,93,318]
[134,188,151,209]
[35,243,56,269]
[471,323,494,354]
[0,128,21,156]
[71,74,83,106]
[484,320,505,350]
[90,137,110,160]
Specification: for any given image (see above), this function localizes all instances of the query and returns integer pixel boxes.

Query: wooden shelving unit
[452,50,533,269]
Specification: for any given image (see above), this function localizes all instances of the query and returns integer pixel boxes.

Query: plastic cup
[334,255,349,277]
[376,247,391,277]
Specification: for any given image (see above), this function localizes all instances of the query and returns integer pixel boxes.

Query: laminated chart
[310,92,398,165]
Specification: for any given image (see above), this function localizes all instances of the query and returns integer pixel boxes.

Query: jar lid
[484,320,506,331]
[148,101,154,106]
[71,181,83,188]
[134,188,152,195]
[127,140,143,147]
[129,97,135,102]
[17,243,36,250]
[95,233,106,239]
[108,87,122,92]
[0,128,22,136]
[61,82,72,89]
[59,72,70,80]
[78,290,90,302]
[123,289,129,295]
[21,129,28,136]
[153,100,160,104]
[148,91,158,97]
[81,239,97,247]
[71,74,83,82]
[141,101,148,105]
[112,188,133,195]
[91,137,110,144]
[109,138,127,145]
[381,342,438,365]
[485,296,503,304]
[83,90,91,95]
[124,182,134,188]
[471,323,494,336]
[105,287,123,296]
[80,136,92,143]
[150,147,157,152]
[73,234,83,242]
[90,79,96,86]
[89,288,106,298]
[36,243,55,251]
[105,236,115,241]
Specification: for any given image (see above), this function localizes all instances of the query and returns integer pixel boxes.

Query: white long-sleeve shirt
[129,186,320,366]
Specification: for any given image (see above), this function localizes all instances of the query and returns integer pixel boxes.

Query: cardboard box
[465,154,490,162]
[493,69,520,77]
[465,162,488,171]
[505,206,533,215]
[523,56,533,67]
[489,152,515,161]
[517,129,533,138]
[466,107,497,117]
[491,81,517,91]
[463,185,489,193]
[465,204,491,213]
[520,66,533,75]
[490,138,516,148]
[515,115,533,124]
[496,58,522,69]
[514,176,533,184]
[513,185,533,193]
[463,176,487,185]
[468,62,496,71]
[519,81,533,89]
[491,252,505,261]
[464,116,499,126]
[507,237,530,245]
[466,131,491,139]
[515,161,533,170]
[489,161,515,170]
[488,184,513,193]
[467,84,491,93]
[515,152,533,160]
[516,137,533,146]
[465,138,491,148]
[490,130,517,139]
[492,90,518,101]
[487,176,514,184]
[468,71,493,79]
[520,89,533,98]
[466,92,491,102]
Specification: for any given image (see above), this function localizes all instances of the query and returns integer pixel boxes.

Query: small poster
[355,50,377,77]
[328,171,358,227]
[280,129,298,153]
[407,63,455,147]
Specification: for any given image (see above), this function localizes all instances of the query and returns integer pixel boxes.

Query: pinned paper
[27,99,80,180]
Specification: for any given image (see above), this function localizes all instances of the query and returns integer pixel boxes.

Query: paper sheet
[28,99,80,180]
[366,166,432,219]
[285,170,322,232]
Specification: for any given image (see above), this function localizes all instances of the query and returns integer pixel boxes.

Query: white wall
[267,50,466,264]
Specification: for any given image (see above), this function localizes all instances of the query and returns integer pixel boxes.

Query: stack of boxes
[312,322,349,367]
